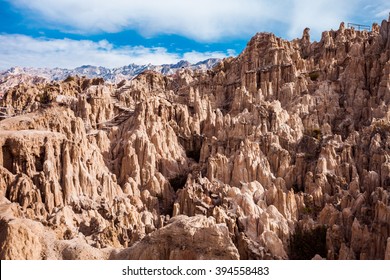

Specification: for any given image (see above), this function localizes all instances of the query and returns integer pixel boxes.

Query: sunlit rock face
[1,20,390,260]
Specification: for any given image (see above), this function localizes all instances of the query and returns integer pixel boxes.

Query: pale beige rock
[112,215,239,260]
[1,18,390,259]
[260,230,287,259]
[312,254,324,260]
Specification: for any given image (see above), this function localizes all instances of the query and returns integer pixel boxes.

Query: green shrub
[39,91,51,104]
[308,72,320,81]
[64,76,75,82]
[304,152,316,161]
[311,128,322,140]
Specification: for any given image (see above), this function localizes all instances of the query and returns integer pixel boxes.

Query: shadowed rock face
[1,20,390,260]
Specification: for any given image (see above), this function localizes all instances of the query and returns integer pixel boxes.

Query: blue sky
[0,0,389,69]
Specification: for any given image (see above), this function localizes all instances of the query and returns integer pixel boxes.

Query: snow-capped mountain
[0,58,221,84]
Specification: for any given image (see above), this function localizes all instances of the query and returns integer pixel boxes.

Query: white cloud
[7,0,373,41]
[2,1,388,70]
[0,34,231,69]
[376,10,390,19]
[287,0,359,40]
[8,0,274,40]
[9,0,386,42]
[371,0,390,20]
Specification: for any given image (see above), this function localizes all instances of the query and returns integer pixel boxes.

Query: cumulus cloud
[287,0,358,39]
[2,0,387,70]
[371,0,390,20]
[7,0,273,40]
[6,0,377,41]
[0,34,232,69]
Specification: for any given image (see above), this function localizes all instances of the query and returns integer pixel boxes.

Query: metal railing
[347,23,371,31]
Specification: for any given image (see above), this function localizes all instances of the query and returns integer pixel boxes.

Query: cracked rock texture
[1,19,390,259]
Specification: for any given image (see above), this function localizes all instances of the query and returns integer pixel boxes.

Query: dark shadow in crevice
[169,173,188,192]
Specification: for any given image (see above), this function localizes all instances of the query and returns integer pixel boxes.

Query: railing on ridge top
[347,23,371,31]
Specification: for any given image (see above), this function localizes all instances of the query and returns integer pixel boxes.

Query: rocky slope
[0,59,221,95]
[1,19,390,260]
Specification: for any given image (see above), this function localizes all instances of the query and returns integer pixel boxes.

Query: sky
[0,0,389,69]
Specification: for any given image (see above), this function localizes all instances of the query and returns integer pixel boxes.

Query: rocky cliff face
[1,19,390,260]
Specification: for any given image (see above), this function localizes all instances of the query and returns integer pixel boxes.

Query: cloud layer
[2,0,388,69]
[0,34,232,69]
[7,0,376,41]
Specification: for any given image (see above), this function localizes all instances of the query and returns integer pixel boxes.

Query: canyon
[1,19,390,260]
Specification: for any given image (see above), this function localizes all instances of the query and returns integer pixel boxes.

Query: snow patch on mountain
[0,58,221,84]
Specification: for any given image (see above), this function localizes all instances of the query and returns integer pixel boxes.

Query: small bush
[308,72,320,81]
[311,128,322,140]
[64,75,75,82]
[304,152,316,161]
[302,206,313,215]
[39,91,51,104]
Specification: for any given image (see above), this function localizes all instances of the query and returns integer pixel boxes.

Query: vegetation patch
[39,91,52,104]
[310,128,322,140]
[308,71,320,81]
[64,75,75,83]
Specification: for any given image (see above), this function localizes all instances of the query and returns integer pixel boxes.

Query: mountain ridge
[0,58,221,84]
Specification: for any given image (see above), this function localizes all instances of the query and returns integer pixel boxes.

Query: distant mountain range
[0,58,221,84]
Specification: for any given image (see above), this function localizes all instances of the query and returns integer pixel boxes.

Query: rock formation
[1,19,390,259]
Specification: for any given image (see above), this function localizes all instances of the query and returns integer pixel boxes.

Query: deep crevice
[169,173,188,192]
